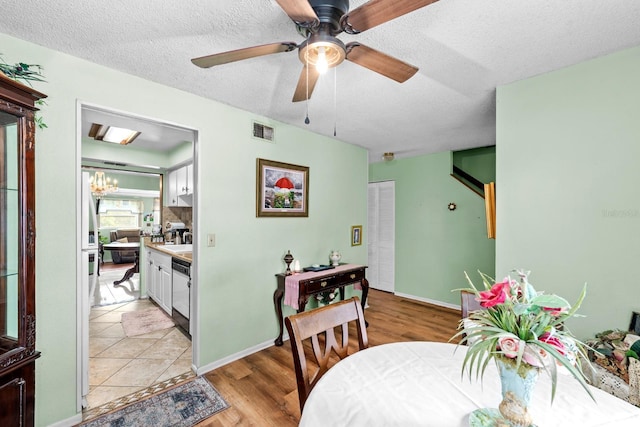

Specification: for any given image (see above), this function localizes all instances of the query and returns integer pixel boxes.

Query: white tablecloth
[299,341,640,427]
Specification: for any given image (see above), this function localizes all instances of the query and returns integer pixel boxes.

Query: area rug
[121,307,175,337]
[80,376,229,427]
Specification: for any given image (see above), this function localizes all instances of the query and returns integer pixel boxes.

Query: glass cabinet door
[0,110,19,348]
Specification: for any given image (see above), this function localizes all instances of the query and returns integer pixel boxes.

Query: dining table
[298,341,640,426]
[102,242,140,285]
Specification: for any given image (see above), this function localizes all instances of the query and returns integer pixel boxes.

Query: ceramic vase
[329,250,341,266]
[496,357,539,427]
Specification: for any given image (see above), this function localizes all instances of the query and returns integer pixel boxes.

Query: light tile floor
[85,264,193,416]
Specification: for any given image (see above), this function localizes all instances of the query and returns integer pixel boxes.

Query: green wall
[369,151,495,305]
[0,33,368,426]
[496,45,640,340]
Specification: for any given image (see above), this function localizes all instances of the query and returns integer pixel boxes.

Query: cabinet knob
[321,281,327,287]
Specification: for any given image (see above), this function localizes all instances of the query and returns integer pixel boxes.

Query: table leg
[274,288,284,346]
[361,278,370,327]
[113,252,139,286]
[297,296,308,313]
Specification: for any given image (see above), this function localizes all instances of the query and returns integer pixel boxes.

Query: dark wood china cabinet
[0,73,45,426]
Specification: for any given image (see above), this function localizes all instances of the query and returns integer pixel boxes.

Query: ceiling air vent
[103,161,128,167]
[253,122,274,142]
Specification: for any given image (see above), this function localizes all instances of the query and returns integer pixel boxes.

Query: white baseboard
[47,413,82,427]
[393,292,461,311]
[196,333,290,376]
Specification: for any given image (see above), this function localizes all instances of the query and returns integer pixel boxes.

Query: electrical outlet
[207,233,215,247]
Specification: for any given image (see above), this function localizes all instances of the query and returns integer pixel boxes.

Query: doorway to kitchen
[76,102,198,418]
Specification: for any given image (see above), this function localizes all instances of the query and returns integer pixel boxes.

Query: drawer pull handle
[350,274,356,279]
[321,281,328,287]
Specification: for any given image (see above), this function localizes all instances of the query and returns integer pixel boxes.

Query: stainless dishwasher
[171,257,191,337]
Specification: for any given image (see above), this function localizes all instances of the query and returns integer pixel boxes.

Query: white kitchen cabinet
[177,164,193,196]
[146,248,172,314]
[165,163,193,207]
[145,249,156,300]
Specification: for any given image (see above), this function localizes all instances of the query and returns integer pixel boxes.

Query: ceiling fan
[191,0,438,102]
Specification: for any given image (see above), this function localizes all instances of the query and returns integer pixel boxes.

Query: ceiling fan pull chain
[305,34,311,125]
[333,67,337,137]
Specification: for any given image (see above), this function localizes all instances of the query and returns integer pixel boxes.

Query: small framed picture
[351,225,362,246]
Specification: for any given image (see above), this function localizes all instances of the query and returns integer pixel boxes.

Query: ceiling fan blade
[191,42,298,68]
[342,0,438,34]
[275,0,319,27]
[346,43,418,83]
[292,65,320,102]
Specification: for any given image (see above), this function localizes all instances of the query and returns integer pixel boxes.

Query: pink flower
[539,332,567,355]
[477,279,511,308]
[498,336,521,358]
[522,344,549,367]
[543,307,567,316]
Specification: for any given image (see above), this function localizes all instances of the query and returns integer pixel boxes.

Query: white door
[368,181,395,292]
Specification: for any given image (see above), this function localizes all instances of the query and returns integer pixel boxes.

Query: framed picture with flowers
[256,158,309,217]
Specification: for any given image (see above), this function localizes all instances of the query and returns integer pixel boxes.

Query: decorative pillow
[116,237,129,243]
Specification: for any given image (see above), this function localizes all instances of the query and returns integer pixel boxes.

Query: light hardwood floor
[196,289,461,426]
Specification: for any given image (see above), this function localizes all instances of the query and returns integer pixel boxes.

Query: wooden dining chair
[285,296,368,412]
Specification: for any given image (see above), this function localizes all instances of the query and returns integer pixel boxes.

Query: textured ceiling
[2,0,640,161]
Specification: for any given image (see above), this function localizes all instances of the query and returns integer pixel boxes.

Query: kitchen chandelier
[89,171,118,197]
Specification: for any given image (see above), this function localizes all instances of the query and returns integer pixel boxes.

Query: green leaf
[512,303,530,316]
[531,294,570,309]
[595,348,612,357]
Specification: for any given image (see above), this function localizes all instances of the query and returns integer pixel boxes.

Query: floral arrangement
[454,269,594,402]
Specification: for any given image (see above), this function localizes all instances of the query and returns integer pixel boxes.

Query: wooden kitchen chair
[460,290,484,318]
[285,296,368,412]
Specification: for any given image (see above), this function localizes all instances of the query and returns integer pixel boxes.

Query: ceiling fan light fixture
[298,33,346,72]
[316,46,328,74]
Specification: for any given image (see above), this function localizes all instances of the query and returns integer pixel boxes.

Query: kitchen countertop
[144,240,192,263]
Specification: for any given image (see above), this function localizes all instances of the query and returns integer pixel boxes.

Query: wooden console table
[273,264,369,346]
